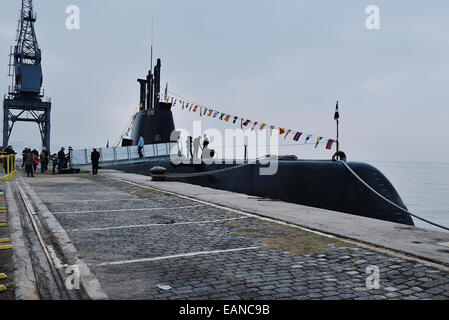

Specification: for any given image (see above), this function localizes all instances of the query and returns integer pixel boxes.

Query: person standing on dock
[186,136,193,159]
[40,147,49,173]
[91,148,100,175]
[32,149,40,173]
[21,147,27,167]
[193,136,201,159]
[23,149,34,178]
[51,153,57,174]
[138,134,144,158]
[57,147,66,174]
[202,134,209,150]
[201,140,215,161]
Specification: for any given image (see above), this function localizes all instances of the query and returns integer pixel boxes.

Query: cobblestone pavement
[24,173,449,300]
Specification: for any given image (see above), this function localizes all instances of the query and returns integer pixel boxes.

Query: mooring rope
[155,157,449,232]
[339,160,449,232]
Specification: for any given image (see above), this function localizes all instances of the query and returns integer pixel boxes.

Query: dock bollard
[150,166,167,181]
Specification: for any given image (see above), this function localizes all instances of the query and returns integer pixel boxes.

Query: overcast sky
[1,0,448,162]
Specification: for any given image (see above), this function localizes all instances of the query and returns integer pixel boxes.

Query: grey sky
[1,0,448,162]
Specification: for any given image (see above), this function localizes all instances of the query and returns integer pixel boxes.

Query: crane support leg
[2,98,51,151]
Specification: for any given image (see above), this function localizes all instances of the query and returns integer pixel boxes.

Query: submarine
[112,58,414,227]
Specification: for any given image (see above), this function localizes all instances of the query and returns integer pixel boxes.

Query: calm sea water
[370,161,449,232]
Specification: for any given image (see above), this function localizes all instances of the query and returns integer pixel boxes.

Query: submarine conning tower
[124,58,175,146]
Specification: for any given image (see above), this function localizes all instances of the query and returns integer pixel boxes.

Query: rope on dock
[158,159,449,232]
[339,160,449,232]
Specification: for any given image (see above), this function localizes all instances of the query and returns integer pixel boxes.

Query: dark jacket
[24,153,34,166]
[58,150,66,161]
[91,151,100,163]
[40,151,49,163]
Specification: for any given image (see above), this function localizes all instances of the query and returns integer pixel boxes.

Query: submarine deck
[5,168,449,300]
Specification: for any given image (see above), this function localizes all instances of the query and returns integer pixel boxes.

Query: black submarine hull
[109,158,414,226]
[116,57,414,226]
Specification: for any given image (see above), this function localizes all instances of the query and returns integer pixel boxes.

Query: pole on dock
[164,83,168,102]
[334,101,340,153]
[336,119,339,153]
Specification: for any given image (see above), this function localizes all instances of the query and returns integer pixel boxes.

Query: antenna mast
[150,13,154,73]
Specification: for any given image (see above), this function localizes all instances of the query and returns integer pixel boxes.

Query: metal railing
[70,142,179,168]
[0,154,18,181]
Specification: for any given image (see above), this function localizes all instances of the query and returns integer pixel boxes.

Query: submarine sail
[122,58,175,146]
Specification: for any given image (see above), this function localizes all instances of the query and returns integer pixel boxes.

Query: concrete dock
[3,168,449,300]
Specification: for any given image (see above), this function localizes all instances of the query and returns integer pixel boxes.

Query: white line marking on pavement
[36,191,122,195]
[45,198,148,204]
[97,246,260,267]
[107,175,337,239]
[70,217,250,232]
[51,204,206,215]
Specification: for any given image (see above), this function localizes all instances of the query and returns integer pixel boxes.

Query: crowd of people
[9,134,215,179]
[20,146,71,178]
[185,134,215,160]
[16,145,102,178]
[136,133,215,161]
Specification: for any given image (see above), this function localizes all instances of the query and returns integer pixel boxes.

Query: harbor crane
[2,0,52,151]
